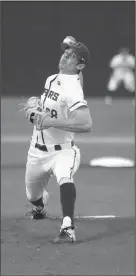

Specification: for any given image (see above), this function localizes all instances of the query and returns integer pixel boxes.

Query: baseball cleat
[26,207,46,220]
[53,216,76,243]
[54,226,76,243]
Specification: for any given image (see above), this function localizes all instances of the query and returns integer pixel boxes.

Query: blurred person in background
[105,48,135,106]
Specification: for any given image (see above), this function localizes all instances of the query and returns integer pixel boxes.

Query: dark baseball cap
[61,41,90,65]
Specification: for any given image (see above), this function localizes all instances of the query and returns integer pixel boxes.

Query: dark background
[2,1,135,97]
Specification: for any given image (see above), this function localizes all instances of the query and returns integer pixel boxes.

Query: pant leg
[25,159,50,201]
[124,71,135,92]
[53,145,80,185]
[108,72,121,91]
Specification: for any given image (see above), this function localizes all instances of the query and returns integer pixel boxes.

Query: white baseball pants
[108,70,135,92]
[25,143,80,201]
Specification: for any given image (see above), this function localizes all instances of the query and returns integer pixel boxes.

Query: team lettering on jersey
[44,88,59,102]
[41,88,59,119]
[45,107,58,118]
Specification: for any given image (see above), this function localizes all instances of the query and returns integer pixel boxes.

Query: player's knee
[125,83,135,92]
[26,187,42,202]
[108,82,117,91]
[26,188,34,201]
[59,177,73,185]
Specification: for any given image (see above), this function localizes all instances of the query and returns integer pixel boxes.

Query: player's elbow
[83,117,92,132]
[86,124,92,132]
[84,122,92,132]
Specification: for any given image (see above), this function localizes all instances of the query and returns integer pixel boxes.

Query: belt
[35,141,74,152]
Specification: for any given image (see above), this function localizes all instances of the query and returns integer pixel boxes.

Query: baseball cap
[61,41,90,65]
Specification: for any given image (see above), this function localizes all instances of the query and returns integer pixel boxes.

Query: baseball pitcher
[22,39,92,243]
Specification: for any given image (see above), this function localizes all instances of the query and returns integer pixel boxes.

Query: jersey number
[46,108,57,118]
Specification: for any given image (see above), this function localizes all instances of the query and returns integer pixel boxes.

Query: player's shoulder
[128,54,135,59]
[112,54,121,60]
[46,74,58,83]
[110,54,122,65]
[44,74,58,88]
[67,75,83,90]
[64,76,84,100]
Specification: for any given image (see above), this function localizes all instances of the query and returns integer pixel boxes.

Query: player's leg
[124,71,135,92]
[43,188,50,210]
[105,72,120,105]
[124,72,135,106]
[53,146,80,242]
[107,75,118,91]
[25,160,50,219]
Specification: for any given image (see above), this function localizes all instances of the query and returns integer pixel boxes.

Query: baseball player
[23,40,92,243]
[105,48,135,105]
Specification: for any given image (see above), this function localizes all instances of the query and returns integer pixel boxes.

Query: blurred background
[2,1,135,97]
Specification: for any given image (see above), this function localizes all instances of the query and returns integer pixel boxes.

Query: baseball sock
[30,197,44,211]
[60,182,76,225]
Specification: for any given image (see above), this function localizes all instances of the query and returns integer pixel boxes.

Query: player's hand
[19,96,43,112]
[26,107,51,130]
[19,96,51,130]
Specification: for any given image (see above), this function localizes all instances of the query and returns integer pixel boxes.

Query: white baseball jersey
[26,73,85,193]
[109,54,135,71]
[30,73,87,146]
[108,53,135,92]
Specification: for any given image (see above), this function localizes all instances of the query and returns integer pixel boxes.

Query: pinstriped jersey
[31,73,87,145]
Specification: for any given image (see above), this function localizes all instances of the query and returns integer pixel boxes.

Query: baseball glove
[19,96,50,130]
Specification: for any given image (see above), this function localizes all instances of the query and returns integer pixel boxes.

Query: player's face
[59,48,79,73]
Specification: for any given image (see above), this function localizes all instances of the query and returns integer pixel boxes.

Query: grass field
[1,97,135,275]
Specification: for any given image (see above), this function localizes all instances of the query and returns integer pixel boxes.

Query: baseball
[27,97,42,109]
[63,36,76,45]
[27,97,39,108]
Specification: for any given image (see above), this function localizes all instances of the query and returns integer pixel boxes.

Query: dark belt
[35,141,74,152]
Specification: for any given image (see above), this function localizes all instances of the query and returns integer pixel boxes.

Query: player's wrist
[51,118,66,128]
[41,115,54,130]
